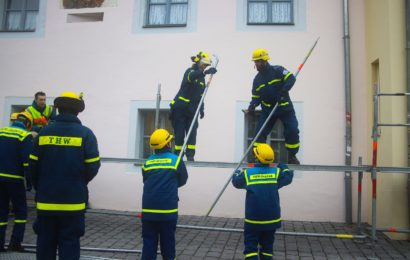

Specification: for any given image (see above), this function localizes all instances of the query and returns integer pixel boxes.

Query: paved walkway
[1,208,409,259]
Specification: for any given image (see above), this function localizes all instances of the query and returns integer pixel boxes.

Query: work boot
[288,154,300,165]
[186,155,195,161]
[7,243,25,252]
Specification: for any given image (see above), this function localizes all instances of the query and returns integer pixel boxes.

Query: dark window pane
[170,3,187,24]
[248,2,268,23]
[26,0,39,10]
[271,2,292,23]
[24,11,37,30]
[6,11,22,30]
[148,5,166,25]
[7,0,23,9]
[150,0,166,3]
[143,111,155,136]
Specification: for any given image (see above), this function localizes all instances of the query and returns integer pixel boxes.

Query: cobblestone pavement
[1,208,409,259]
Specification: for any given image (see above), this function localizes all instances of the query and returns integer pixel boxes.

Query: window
[140,109,173,158]
[247,0,294,25]
[245,111,287,163]
[145,0,188,27]
[0,0,39,32]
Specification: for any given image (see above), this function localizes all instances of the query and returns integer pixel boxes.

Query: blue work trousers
[171,107,198,157]
[0,181,27,248]
[256,106,300,155]
[34,214,85,260]
[141,219,177,260]
[244,226,276,260]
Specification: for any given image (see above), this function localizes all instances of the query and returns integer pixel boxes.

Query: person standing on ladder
[247,49,301,164]
[0,112,33,252]
[26,91,56,134]
[232,143,293,260]
[141,129,188,260]
[169,52,217,161]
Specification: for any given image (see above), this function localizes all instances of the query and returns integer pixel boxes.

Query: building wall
[1,0,352,221]
[364,0,409,239]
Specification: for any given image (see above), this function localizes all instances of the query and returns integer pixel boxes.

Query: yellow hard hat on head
[54,92,85,113]
[150,129,173,150]
[14,111,33,130]
[252,48,270,61]
[192,51,212,65]
[253,143,274,164]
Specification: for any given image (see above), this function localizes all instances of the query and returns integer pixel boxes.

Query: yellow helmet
[253,143,274,164]
[10,113,19,121]
[252,48,270,61]
[54,92,85,113]
[192,51,212,65]
[150,129,173,150]
[14,111,34,130]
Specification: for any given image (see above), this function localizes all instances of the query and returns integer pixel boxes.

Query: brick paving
[1,208,409,259]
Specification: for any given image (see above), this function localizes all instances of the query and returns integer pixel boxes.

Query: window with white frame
[0,0,39,32]
[245,111,287,162]
[139,109,173,158]
[145,0,188,27]
[247,0,294,25]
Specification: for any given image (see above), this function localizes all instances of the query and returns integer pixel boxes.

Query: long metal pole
[177,55,219,161]
[343,0,353,224]
[154,84,161,129]
[371,83,380,241]
[357,156,363,234]
[205,38,320,218]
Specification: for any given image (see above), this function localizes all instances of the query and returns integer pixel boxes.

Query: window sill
[143,24,187,28]
[247,22,295,26]
[0,29,36,33]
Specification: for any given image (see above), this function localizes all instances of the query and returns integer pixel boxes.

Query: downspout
[406,0,410,230]
[343,0,353,224]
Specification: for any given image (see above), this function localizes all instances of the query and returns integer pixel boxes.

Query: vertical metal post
[371,84,379,241]
[155,84,161,130]
[357,156,363,234]
[343,0,353,224]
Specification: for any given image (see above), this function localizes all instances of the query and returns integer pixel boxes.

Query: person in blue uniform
[141,128,188,260]
[232,143,293,259]
[30,92,101,260]
[169,52,217,161]
[0,112,33,252]
[248,48,301,164]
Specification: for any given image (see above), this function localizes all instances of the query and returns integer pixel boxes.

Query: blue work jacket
[29,113,100,215]
[232,163,293,230]
[0,122,33,183]
[170,64,206,115]
[250,64,296,111]
[141,149,188,221]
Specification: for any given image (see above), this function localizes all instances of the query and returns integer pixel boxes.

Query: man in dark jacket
[248,48,300,164]
[232,143,293,259]
[0,112,33,252]
[30,92,100,260]
[170,52,217,161]
[26,91,56,133]
[141,128,188,260]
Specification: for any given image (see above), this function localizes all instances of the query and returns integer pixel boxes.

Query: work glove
[33,116,48,126]
[200,110,204,119]
[247,104,256,116]
[204,67,217,75]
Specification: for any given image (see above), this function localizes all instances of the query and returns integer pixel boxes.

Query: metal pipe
[205,38,320,218]
[154,84,161,129]
[19,243,143,254]
[378,123,410,127]
[177,224,366,239]
[371,84,380,241]
[378,93,410,96]
[407,0,410,237]
[177,55,219,161]
[100,157,410,173]
[357,157,363,234]
[366,227,410,234]
[343,0,353,224]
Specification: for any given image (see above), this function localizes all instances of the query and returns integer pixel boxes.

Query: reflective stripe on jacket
[232,163,293,230]
[29,113,100,215]
[0,122,33,183]
[142,150,188,221]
